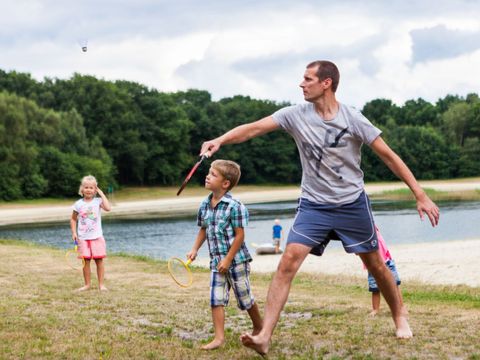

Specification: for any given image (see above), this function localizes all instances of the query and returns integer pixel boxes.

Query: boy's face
[205,167,230,192]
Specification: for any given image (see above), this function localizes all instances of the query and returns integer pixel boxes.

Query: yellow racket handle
[185,258,192,266]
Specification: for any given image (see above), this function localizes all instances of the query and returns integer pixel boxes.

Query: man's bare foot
[200,338,224,350]
[240,333,269,356]
[99,286,108,291]
[76,285,90,292]
[252,327,262,336]
[369,309,378,317]
[395,316,413,339]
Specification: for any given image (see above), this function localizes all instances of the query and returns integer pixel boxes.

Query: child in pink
[366,226,405,316]
[70,175,111,291]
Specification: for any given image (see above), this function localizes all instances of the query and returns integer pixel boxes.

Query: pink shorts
[78,236,106,259]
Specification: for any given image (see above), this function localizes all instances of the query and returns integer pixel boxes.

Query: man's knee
[277,245,308,275]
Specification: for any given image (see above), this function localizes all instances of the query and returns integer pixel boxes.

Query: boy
[272,219,283,254]
[187,159,263,350]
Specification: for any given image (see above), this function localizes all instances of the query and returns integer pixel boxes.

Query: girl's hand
[96,187,105,196]
[72,233,78,242]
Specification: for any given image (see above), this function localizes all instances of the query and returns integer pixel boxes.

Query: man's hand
[416,193,440,227]
[200,139,221,157]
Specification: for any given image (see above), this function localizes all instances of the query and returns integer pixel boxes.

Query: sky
[1,0,480,108]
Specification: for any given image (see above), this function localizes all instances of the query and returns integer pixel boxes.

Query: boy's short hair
[211,160,241,191]
[78,175,98,196]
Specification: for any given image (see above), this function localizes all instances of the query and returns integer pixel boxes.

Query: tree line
[0,69,479,200]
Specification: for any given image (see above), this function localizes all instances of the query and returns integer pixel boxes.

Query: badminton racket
[168,257,193,287]
[176,153,209,196]
[65,239,85,271]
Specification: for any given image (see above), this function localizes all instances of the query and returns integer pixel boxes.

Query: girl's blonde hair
[78,175,98,196]
[211,160,241,191]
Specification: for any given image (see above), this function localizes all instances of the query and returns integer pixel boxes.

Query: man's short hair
[211,160,241,191]
[307,60,340,92]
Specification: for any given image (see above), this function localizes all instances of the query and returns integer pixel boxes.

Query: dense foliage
[1,69,479,200]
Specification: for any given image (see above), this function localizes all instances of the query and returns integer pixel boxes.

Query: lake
[0,200,479,260]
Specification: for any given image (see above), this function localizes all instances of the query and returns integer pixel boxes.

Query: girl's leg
[77,259,91,291]
[397,286,408,317]
[201,306,225,350]
[95,258,107,290]
[370,292,381,316]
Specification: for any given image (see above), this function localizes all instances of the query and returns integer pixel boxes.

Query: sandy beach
[1,178,479,287]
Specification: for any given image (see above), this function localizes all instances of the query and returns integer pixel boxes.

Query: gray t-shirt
[272,102,381,204]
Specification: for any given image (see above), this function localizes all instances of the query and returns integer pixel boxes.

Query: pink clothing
[77,236,106,259]
[376,226,392,262]
[362,226,392,270]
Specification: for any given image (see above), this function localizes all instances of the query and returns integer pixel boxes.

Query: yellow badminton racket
[65,239,85,271]
[168,257,193,288]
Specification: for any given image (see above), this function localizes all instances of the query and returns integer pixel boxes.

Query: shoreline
[0,178,479,226]
[1,179,479,288]
[194,238,480,287]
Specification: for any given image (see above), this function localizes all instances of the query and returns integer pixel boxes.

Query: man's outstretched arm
[370,136,440,227]
[200,116,279,156]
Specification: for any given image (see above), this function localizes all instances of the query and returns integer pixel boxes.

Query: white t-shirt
[72,197,104,240]
[272,102,382,204]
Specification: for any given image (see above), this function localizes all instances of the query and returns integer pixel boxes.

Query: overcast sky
[1,0,479,107]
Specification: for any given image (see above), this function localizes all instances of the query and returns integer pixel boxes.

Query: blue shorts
[368,259,401,292]
[287,192,378,255]
[210,262,255,310]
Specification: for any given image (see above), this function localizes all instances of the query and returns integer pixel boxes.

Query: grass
[1,240,479,359]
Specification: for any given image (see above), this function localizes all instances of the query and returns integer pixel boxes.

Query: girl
[70,175,111,291]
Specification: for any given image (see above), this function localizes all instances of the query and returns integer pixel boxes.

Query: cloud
[410,24,480,64]
[1,0,479,108]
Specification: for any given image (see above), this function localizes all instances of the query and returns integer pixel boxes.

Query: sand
[1,179,479,287]
[242,239,480,287]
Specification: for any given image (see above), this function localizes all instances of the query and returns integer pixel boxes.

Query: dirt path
[0,178,479,226]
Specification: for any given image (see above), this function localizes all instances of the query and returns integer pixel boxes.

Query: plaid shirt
[197,192,252,271]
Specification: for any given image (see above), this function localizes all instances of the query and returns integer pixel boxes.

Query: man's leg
[359,251,412,338]
[240,243,311,355]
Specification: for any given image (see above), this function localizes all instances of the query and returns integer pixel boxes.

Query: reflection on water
[1,200,479,261]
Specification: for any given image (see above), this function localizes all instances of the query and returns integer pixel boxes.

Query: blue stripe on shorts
[287,191,378,255]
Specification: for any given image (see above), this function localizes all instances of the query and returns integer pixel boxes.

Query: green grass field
[1,240,479,359]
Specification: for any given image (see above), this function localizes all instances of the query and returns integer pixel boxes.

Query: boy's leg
[95,258,107,291]
[241,242,311,355]
[201,306,225,350]
[359,251,412,338]
[77,259,91,291]
[370,292,381,316]
[246,303,263,335]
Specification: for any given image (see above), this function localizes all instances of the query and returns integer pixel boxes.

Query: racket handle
[186,259,192,266]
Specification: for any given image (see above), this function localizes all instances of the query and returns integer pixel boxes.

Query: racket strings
[169,258,192,287]
[65,249,85,271]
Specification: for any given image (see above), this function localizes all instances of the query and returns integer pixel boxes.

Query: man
[200,60,440,355]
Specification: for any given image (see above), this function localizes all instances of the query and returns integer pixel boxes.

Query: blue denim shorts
[287,192,378,255]
[368,259,401,292]
[210,262,254,310]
